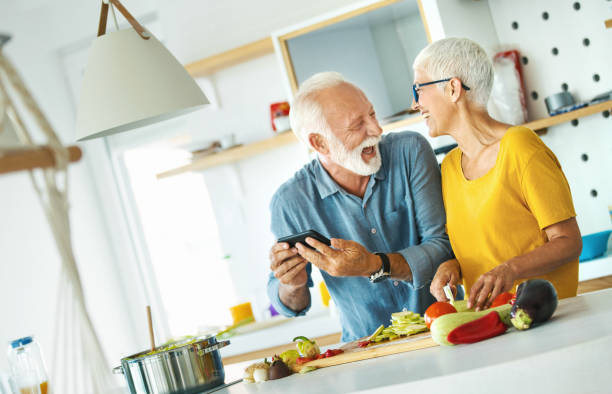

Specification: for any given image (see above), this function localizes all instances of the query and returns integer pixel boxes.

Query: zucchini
[431,304,512,346]
[450,299,472,312]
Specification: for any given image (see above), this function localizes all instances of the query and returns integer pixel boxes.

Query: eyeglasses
[412,78,470,103]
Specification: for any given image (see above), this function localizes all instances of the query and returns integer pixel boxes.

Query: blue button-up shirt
[267,131,453,342]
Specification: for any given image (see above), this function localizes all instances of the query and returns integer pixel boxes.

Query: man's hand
[269,242,308,288]
[468,262,517,311]
[295,237,379,277]
[430,259,461,302]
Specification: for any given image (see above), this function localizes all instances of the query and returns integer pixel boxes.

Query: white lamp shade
[75,28,208,141]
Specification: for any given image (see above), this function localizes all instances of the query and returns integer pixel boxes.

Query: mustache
[354,136,381,151]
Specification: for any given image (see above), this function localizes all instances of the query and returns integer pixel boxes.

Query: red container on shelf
[270,101,291,132]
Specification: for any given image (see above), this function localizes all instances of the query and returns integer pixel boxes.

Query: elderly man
[267,72,453,342]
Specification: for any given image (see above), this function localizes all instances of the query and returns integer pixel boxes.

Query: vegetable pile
[358,311,428,347]
[243,335,344,383]
[430,279,559,346]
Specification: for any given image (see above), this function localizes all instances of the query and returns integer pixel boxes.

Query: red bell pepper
[323,349,343,357]
[491,292,515,307]
[296,357,314,364]
[357,341,370,348]
[446,311,508,344]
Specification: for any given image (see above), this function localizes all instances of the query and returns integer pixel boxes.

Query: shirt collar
[313,153,386,199]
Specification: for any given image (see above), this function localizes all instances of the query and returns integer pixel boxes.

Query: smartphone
[277,229,331,249]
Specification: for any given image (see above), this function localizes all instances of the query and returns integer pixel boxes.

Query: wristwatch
[369,253,391,283]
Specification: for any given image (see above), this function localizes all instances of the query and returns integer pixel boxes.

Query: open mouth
[362,146,376,156]
[422,112,431,119]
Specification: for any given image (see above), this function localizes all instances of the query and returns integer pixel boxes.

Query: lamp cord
[109,1,120,31]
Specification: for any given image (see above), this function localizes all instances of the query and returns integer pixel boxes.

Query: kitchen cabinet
[215,288,612,393]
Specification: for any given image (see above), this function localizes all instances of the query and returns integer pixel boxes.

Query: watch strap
[370,253,391,283]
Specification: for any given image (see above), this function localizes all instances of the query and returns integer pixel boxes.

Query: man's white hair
[413,37,493,107]
[289,71,356,147]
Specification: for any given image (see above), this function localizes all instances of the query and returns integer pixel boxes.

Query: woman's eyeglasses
[412,78,470,103]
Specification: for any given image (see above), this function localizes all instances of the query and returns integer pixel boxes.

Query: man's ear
[448,77,464,103]
[308,133,328,154]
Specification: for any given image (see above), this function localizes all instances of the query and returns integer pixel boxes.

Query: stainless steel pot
[113,336,230,394]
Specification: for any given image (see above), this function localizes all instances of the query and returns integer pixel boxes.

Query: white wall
[0,0,157,376]
[486,0,612,235]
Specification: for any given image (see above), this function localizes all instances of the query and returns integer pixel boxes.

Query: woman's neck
[448,106,510,159]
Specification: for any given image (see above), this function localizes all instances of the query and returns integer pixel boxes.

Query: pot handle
[112,366,124,375]
[198,340,230,355]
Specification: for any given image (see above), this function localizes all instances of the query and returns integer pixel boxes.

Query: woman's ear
[448,77,464,103]
[308,133,328,154]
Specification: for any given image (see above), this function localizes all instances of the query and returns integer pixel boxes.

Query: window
[118,142,236,336]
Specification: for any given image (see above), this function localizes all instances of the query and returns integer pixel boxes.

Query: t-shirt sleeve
[521,149,576,230]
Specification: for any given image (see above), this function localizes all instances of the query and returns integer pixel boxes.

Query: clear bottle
[7,336,49,394]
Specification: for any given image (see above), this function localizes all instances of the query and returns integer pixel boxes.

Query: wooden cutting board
[303,331,437,368]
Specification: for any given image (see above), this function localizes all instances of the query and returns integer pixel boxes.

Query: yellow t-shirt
[441,126,578,299]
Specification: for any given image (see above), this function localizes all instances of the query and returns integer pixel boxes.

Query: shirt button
[394,281,399,286]
[371,228,376,234]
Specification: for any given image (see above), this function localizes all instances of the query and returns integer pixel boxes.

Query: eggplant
[510,279,558,330]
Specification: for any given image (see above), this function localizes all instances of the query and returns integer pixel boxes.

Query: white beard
[327,134,382,176]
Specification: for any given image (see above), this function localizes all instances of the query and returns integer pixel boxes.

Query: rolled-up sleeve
[398,135,454,289]
[267,194,313,317]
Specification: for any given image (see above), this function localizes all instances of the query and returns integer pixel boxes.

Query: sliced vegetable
[299,366,318,374]
[430,304,512,346]
[511,279,558,330]
[323,348,343,358]
[367,324,385,342]
[424,302,457,328]
[357,340,371,348]
[491,292,515,308]
[296,356,314,365]
[278,349,299,370]
[446,311,507,344]
[450,299,472,312]
[293,336,320,358]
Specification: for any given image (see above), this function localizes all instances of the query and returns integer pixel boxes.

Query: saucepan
[113,335,230,394]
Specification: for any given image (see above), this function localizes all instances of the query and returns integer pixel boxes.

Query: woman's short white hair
[413,37,493,107]
[289,71,355,147]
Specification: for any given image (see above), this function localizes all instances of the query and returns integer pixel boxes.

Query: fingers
[430,269,451,301]
[306,237,337,257]
[269,243,299,270]
[278,261,308,286]
[272,255,305,277]
[295,242,327,270]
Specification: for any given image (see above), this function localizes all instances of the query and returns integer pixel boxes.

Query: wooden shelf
[156,115,424,179]
[522,99,612,131]
[157,100,612,179]
[185,37,274,77]
[0,145,82,175]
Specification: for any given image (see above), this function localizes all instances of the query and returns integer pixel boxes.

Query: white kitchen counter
[215,288,612,394]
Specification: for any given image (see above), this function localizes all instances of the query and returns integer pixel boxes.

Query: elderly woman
[412,38,582,310]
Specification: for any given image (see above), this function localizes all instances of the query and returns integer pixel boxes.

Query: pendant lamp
[75,0,208,141]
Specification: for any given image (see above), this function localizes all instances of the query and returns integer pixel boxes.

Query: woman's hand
[430,259,462,301]
[468,262,517,311]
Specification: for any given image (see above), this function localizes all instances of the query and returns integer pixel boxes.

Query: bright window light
[121,147,236,336]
